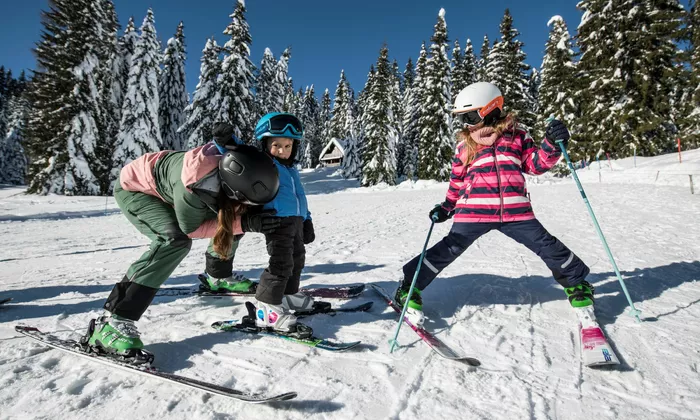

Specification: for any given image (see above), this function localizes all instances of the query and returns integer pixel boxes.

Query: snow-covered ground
[1,149,699,419]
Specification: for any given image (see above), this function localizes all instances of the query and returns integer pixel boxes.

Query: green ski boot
[394,285,425,326]
[85,314,155,365]
[85,315,155,365]
[85,314,152,363]
[204,272,256,293]
[565,281,595,308]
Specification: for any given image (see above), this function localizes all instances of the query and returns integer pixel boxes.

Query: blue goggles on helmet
[255,114,304,140]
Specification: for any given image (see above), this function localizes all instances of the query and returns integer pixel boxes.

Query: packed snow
[0,149,699,419]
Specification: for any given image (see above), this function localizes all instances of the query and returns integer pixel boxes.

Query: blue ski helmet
[254,112,304,142]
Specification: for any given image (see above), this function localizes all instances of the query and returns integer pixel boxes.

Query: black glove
[428,203,454,223]
[545,119,570,150]
[212,122,237,150]
[303,219,315,244]
[241,210,281,234]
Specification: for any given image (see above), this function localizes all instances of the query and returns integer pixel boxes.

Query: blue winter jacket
[263,159,311,220]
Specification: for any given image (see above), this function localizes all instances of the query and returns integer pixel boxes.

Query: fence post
[606,153,613,171]
[691,175,695,195]
[678,138,682,163]
[655,171,660,183]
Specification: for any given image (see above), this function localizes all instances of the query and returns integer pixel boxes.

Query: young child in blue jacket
[252,113,315,332]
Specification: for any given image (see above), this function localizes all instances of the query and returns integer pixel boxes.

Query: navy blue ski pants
[402,219,590,291]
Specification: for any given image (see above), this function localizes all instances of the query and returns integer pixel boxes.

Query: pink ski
[576,306,620,367]
[371,284,480,366]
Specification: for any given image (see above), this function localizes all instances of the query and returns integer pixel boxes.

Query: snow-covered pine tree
[573,0,615,157]
[477,35,490,82]
[94,0,121,193]
[682,0,700,148]
[354,68,371,174]
[319,88,332,164]
[418,9,453,181]
[339,71,361,179]
[112,9,162,186]
[270,49,289,111]
[528,68,541,134]
[400,56,419,180]
[110,17,137,129]
[293,87,304,116]
[0,67,8,139]
[158,22,187,151]
[26,0,116,195]
[349,65,374,180]
[342,127,362,178]
[451,39,467,100]
[180,37,221,148]
[391,59,404,176]
[347,84,357,115]
[361,45,398,186]
[0,74,29,185]
[451,39,467,134]
[463,39,478,88]
[25,1,76,194]
[575,0,683,157]
[213,0,256,142]
[537,16,577,149]
[282,80,299,114]
[406,43,428,179]
[276,48,295,113]
[341,123,362,179]
[255,48,279,118]
[487,9,536,129]
[77,0,119,194]
[330,70,351,140]
[301,85,321,168]
[0,69,9,177]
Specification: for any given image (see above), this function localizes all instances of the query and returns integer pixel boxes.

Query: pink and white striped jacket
[443,128,561,223]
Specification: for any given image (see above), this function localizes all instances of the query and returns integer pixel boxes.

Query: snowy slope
[1,150,699,419]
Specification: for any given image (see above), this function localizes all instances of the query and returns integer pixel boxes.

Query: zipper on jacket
[290,167,301,215]
[493,146,504,223]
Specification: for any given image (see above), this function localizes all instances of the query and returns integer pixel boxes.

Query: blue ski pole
[389,217,436,353]
[556,139,642,323]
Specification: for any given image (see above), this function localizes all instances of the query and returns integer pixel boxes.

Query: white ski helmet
[452,82,504,126]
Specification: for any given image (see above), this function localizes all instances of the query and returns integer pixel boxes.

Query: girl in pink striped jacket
[396,82,593,326]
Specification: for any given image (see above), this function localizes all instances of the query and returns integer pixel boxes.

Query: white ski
[576,306,620,367]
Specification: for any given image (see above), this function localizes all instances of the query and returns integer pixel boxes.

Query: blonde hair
[213,197,246,259]
[457,113,516,165]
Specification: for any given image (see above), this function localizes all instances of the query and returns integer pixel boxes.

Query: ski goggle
[456,110,485,127]
[454,96,504,127]
[256,114,304,139]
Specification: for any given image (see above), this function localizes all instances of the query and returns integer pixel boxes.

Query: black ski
[296,301,373,319]
[0,297,11,306]
[155,276,365,300]
[15,325,297,404]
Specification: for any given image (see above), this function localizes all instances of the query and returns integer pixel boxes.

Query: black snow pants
[255,217,306,305]
[402,219,590,291]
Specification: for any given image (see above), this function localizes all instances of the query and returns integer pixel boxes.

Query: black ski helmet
[219,145,280,205]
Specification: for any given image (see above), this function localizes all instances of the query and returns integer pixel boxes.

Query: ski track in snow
[1,151,700,419]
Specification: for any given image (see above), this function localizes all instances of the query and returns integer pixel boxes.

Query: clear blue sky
[0,1,690,99]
